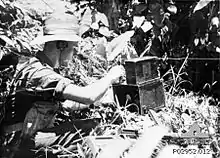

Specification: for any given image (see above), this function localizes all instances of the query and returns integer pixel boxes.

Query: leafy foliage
[1,0,220,158]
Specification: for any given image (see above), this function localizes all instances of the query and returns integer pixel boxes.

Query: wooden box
[125,56,159,85]
[112,78,165,115]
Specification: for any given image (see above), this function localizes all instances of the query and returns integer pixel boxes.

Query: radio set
[113,56,165,115]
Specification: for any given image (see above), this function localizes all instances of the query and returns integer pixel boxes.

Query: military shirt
[4,52,73,125]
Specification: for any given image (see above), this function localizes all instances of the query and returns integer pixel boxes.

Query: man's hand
[106,65,125,84]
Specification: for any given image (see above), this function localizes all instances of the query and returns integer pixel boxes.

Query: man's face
[58,41,78,67]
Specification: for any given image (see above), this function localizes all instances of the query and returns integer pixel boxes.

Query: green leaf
[0,49,4,61]
[193,0,214,13]
[99,26,111,37]
[16,38,31,52]
[0,0,5,8]
[0,35,14,46]
[107,31,134,61]
[79,24,90,36]
[95,12,109,27]
[80,7,92,26]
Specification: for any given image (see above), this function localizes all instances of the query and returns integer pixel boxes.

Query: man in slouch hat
[1,12,124,157]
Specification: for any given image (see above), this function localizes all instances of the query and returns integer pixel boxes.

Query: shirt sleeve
[16,58,73,101]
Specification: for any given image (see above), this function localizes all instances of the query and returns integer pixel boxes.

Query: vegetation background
[0,0,220,157]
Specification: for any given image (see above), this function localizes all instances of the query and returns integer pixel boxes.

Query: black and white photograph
[0,0,219,157]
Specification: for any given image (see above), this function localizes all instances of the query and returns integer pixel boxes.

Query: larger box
[125,56,159,84]
[112,78,165,115]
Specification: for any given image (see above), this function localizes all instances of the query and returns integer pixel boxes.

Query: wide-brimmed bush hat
[31,12,82,45]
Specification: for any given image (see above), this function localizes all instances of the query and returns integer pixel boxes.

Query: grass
[162,54,192,96]
[33,53,220,157]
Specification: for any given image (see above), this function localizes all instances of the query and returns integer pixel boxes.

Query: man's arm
[62,65,124,105]
[62,100,90,111]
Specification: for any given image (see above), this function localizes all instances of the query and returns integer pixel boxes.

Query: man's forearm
[83,74,114,103]
[62,100,90,111]
[62,75,113,105]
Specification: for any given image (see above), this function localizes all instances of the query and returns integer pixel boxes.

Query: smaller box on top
[125,56,159,85]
